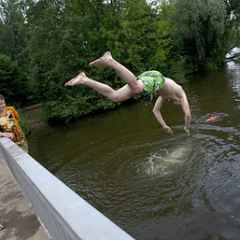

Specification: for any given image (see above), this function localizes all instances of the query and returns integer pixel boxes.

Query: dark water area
[29,61,240,240]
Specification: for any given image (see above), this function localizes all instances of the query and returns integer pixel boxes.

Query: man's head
[0,95,6,114]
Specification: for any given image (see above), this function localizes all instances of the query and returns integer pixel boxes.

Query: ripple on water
[29,61,240,239]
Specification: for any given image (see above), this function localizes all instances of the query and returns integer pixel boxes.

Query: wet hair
[0,95,5,101]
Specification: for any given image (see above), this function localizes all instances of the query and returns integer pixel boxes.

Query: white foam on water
[142,144,193,177]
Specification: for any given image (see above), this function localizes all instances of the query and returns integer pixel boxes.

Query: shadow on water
[29,61,240,240]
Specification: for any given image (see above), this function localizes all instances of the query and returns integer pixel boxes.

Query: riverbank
[23,104,47,130]
[0,153,48,240]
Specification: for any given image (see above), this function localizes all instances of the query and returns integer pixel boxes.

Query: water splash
[142,144,193,176]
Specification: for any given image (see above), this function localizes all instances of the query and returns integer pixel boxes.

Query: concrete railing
[0,138,135,240]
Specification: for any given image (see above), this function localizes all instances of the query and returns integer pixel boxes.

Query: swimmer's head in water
[206,113,220,123]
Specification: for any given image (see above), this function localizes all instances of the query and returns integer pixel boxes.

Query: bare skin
[65,72,87,86]
[65,52,191,134]
[153,78,191,135]
[65,52,144,102]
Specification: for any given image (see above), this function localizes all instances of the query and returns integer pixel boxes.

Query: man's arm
[152,96,173,134]
[180,90,192,131]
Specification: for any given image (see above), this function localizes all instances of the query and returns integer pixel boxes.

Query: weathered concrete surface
[0,154,48,240]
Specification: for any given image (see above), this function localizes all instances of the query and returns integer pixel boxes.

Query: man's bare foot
[65,72,87,86]
[89,51,113,67]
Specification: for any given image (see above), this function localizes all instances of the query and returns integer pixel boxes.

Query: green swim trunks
[138,70,165,94]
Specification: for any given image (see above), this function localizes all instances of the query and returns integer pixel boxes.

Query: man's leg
[65,72,133,102]
[89,52,143,94]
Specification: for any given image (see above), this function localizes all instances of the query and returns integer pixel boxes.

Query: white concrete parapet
[0,138,135,240]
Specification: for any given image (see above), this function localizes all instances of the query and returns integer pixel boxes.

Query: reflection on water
[227,62,240,115]
[29,61,240,240]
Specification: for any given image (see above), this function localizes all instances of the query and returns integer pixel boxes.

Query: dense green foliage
[0,0,239,121]
[0,53,28,104]
[174,0,227,70]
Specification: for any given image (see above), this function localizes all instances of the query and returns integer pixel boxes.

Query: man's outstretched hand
[184,126,191,136]
[163,125,174,135]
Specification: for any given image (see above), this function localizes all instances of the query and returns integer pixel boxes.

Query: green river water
[29,61,240,240]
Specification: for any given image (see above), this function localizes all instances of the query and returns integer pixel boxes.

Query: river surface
[29,62,240,240]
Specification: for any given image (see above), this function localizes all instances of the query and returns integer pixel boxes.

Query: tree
[0,54,28,105]
[174,0,227,70]
[0,0,27,64]
[224,0,240,50]
[150,1,177,75]
[117,0,155,72]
